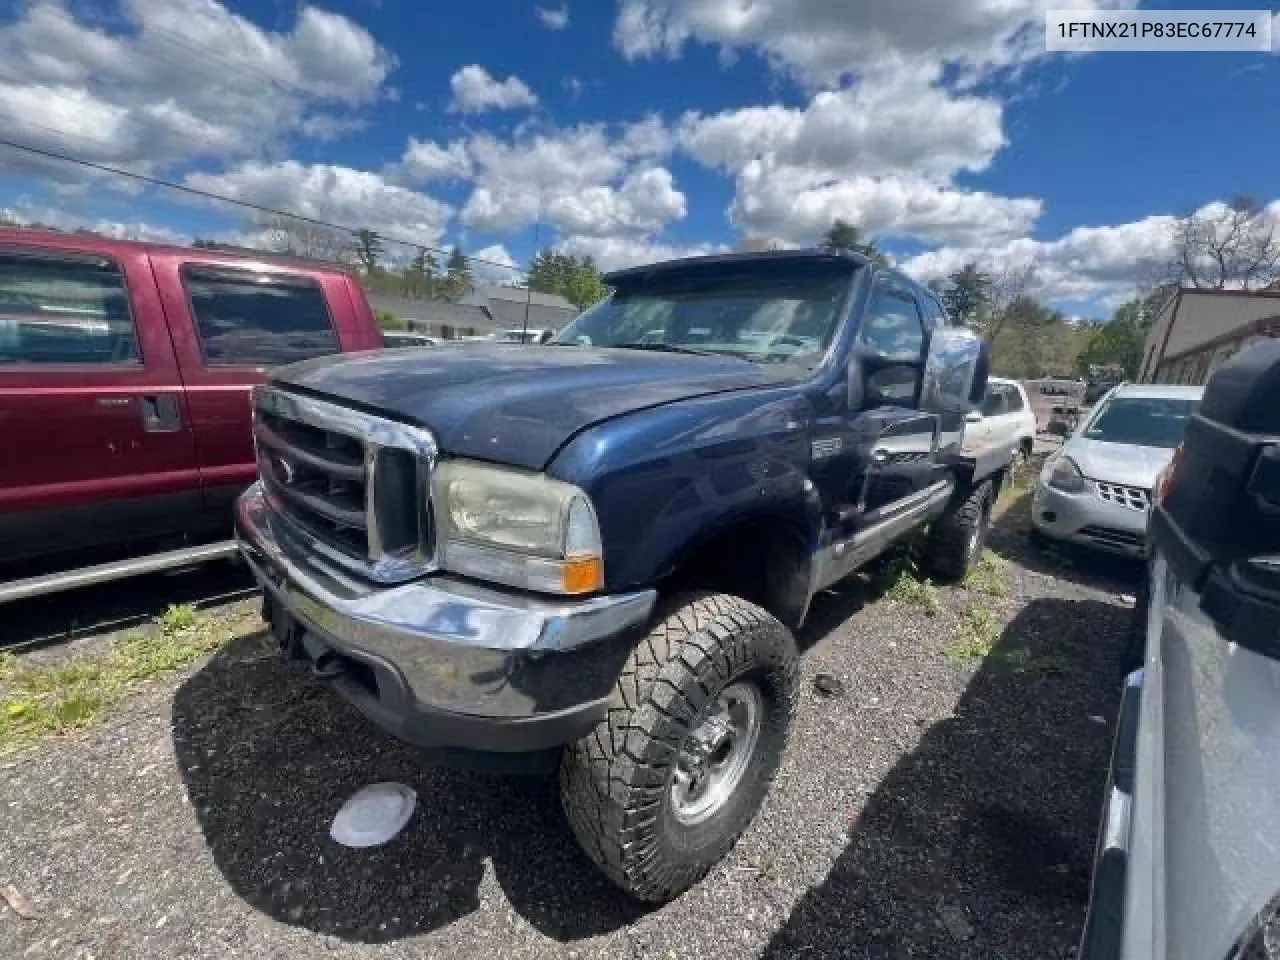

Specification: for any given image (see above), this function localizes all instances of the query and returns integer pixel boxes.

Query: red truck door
[147,252,372,518]
[0,238,200,564]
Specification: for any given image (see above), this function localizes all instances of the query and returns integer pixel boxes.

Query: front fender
[548,387,822,591]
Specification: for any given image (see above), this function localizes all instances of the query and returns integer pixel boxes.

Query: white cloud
[678,73,1035,248]
[0,201,188,244]
[184,160,452,248]
[469,243,522,284]
[0,0,394,179]
[536,4,570,30]
[460,122,687,239]
[732,167,1041,248]
[900,212,1179,307]
[559,234,729,272]
[614,0,1130,86]
[680,78,1004,184]
[389,137,473,183]
[448,65,538,113]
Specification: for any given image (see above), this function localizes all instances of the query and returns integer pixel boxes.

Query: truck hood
[272,343,782,470]
[1063,436,1176,489]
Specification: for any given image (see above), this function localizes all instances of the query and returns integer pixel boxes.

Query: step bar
[0,541,241,606]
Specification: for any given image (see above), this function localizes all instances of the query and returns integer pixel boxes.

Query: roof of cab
[603,247,939,302]
[0,226,359,277]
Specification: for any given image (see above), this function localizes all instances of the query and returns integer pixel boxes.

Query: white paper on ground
[329,782,417,848]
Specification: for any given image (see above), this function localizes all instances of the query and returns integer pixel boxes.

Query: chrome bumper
[235,483,656,749]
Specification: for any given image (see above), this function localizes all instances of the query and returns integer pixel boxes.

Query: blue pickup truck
[235,250,1006,901]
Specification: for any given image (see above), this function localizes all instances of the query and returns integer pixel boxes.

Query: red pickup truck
[0,228,382,584]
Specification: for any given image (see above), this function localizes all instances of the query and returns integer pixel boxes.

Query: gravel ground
[0,484,1138,960]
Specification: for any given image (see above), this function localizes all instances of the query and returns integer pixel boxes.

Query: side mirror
[965,411,983,424]
[920,328,985,417]
[969,340,992,407]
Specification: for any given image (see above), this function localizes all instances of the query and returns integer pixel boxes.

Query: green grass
[947,604,1002,662]
[963,549,1009,597]
[0,605,242,755]
[880,552,942,617]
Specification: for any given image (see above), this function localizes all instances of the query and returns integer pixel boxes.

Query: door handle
[140,394,182,433]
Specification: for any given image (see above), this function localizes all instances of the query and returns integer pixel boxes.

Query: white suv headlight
[433,461,604,595]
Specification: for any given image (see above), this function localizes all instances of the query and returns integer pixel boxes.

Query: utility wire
[0,134,526,275]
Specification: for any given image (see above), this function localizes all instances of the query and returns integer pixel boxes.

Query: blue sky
[0,0,1275,316]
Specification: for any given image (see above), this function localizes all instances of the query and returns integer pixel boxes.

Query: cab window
[0,250,138,364]
[183,265,338,367]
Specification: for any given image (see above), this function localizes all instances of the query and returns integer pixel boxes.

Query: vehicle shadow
[170,633,650,945]
[988,485,1143,594]
[0,557,253,652]
[761,595,1126,959]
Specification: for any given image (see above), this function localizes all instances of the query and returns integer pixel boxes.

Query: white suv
[962,376,1037,470]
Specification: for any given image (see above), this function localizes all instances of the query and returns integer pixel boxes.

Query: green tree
[406,247,439,299]
[820,219,888,265]
[439,246,472,300]
[941,262,992,328]
[353,229,384,276]
[1076,301,1148,378]
[563,256,608,310]
[527,250,608,309]
[374,309,407,331]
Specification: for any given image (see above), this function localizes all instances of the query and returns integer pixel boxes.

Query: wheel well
[661,516,810,630]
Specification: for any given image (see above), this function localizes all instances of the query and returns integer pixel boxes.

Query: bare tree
[254,214,353,263]
[982,262,1037,343]
[1170,195,1280,290]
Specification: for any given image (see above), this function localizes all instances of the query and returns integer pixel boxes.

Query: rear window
[184,265,338,367]
[0,250,138,364]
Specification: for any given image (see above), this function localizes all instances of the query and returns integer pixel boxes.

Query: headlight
[1047,455,1086,494]
[433,461,603,595]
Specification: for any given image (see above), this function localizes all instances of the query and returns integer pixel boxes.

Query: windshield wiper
[612,342,720,357]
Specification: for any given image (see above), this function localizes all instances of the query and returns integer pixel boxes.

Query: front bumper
[235,483,656,756]
[1032,481,1149,557]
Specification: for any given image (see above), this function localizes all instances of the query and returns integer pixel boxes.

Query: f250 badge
[811,437,842,460]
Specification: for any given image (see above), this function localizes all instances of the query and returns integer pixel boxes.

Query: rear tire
[922,480,993,582]
[559,592,798,903]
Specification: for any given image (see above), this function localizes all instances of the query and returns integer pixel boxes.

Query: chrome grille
[1094,480,1150,511]
[253,386,437,582]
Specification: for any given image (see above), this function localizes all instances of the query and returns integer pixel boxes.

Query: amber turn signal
[562,556,604,594]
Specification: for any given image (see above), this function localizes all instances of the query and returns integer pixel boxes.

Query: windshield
[1083,396,1198,449]
[552,262,855,366]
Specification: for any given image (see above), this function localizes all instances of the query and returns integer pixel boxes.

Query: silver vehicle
[1032,384,1203,557]
[1081,341,1280,959]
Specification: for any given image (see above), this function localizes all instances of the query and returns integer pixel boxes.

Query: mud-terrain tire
[559,592,798,902]
[922,479,994,583]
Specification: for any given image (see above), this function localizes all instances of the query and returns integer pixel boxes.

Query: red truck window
[0,250,139,365]
[182,265,339,367]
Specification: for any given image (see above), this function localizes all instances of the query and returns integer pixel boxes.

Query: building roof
[367,294,495,331]
[485,298,577,332]
[465,284,576,311]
